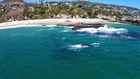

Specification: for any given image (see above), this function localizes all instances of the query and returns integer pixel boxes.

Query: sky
[0,0,140,9]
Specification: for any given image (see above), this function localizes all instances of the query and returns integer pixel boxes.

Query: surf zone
[73,24,140,40]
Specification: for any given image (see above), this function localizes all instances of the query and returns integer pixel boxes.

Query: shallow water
[0,24,140,79]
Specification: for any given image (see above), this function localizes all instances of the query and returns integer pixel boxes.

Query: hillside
[0,0,25,5]
[73,1,139,10]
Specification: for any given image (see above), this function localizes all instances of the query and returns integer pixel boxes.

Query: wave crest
[74,24,140,40]
[76,24,128,34]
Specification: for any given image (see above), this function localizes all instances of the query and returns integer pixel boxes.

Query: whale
[69,44,92,49]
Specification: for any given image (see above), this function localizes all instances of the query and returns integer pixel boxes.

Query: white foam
[98,35,111,38]
[46,25,57,27]
[67,44,90,51]
[91,43,100,47]
[36,29,45,32]
[69,44,90,49]
[66,42,100,51]
[48,27,55,30]
[61,30,69,32]
[120,35,135,39]
[76,28,98,33]
[76,24,128,34]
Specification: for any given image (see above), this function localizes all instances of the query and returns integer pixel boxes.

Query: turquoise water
[0,24,140,79]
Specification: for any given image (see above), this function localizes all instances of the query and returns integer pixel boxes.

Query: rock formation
[72,23,104,30]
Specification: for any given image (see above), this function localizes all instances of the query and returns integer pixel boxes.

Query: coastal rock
[121,19,140,26]
[72,23,104,30]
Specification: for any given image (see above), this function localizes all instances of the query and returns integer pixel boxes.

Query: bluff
[0,0,25,5]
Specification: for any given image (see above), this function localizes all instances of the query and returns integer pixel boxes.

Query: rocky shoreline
[121,19,140,26]
[71,23,104,30]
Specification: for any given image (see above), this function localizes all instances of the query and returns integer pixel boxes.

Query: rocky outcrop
[72,23,104,30]
[121,19,140,26]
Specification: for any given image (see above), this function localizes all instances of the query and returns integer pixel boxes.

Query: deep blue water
[0,24,140,79]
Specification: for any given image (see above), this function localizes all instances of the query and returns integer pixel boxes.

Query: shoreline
[0,19,114,29]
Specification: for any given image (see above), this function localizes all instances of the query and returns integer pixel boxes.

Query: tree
[39,0,44,7]
[84,6,93,17]
[0,14,6,23]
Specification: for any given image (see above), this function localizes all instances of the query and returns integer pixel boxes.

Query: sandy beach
[0,19,111,29]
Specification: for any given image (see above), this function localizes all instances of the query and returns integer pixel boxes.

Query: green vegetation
[0,2,126,23]
[0,14,7,23]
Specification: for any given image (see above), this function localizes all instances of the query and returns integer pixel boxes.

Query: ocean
[0,24,140,79]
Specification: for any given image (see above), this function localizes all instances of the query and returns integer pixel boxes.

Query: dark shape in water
[95,31,140,40]
[54,43,92,57]
[122,31,140,40]
[80,44,92,47]
[53,47,78,58]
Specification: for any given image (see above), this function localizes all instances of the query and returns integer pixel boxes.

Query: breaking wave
[76,24,128,34]
[45,25,57,27]
[74,24,140,40]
